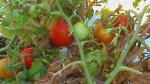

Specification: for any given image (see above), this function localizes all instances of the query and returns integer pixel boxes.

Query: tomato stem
[119,66,142,75]
[105,5,150,84]
[137,37,150,51]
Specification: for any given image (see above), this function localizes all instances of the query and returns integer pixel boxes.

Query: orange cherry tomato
[0,58,13,79]
[95,23,115,44]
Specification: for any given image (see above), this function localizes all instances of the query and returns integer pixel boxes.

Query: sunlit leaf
[133,0,142,8]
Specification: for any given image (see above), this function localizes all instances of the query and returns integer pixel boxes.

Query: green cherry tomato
[73,22,89,40]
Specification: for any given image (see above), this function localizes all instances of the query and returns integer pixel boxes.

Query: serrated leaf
[133,0,142,8]
[28,59,44,77]
[85,50,103,77]
[29,5,37,18]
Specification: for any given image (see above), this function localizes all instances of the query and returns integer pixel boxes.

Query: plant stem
[56,0,93,84]
[0,35,17,52]
[105,5,149,84]
[119,66,142,75]
[137,37,150,51]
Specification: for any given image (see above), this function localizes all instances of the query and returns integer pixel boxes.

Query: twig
[50,61,83,84]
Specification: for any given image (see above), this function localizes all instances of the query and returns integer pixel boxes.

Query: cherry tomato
[73,22,89,40]
[19,48,34,69]
[50,19,74,47]
[95,23,115,44]
[114,15,134,31]
[0,58,13,79]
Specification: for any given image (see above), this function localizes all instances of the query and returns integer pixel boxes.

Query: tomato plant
[0,0,149,84]
[73,22,89,40]
[19,48,34,69]
[50,19,74,47]
[95,23,115,44]
[0,58,13,79]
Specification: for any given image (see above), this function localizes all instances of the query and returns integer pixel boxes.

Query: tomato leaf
[28,59,45,77]
[133,0,142,8]
[0,27,14,39]
[85,50,104,77]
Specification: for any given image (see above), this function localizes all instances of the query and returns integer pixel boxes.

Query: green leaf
[35,26,47,36]
[0,27,14,39]
[0,27,25,39]
[29,5,37,18]
[28,59,44,77]
[101,0,108,3]
[16,71,28,84]
[69,0,83,7]
[85,50,104,77]
[101,7,114,21]
[133,0,142,8]
[38,3,48,9]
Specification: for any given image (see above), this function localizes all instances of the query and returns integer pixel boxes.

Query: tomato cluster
[50,19,90,46]
[114,15,134,33]
[0,14,135,79]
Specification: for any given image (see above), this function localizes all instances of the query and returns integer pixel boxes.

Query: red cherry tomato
[19,48,34,69]
[114,15,134,32]
[50,19,74,47]
[95,23,115,44]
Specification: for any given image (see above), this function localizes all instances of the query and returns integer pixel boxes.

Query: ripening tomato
[73,22,89,40]
[50,19,74,47]
[19,48,34,69]
[0,58,13,79]
[114,15,134,31]
[95,23,115,44]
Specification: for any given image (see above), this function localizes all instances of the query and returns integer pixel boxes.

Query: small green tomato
[73,22,89,40]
